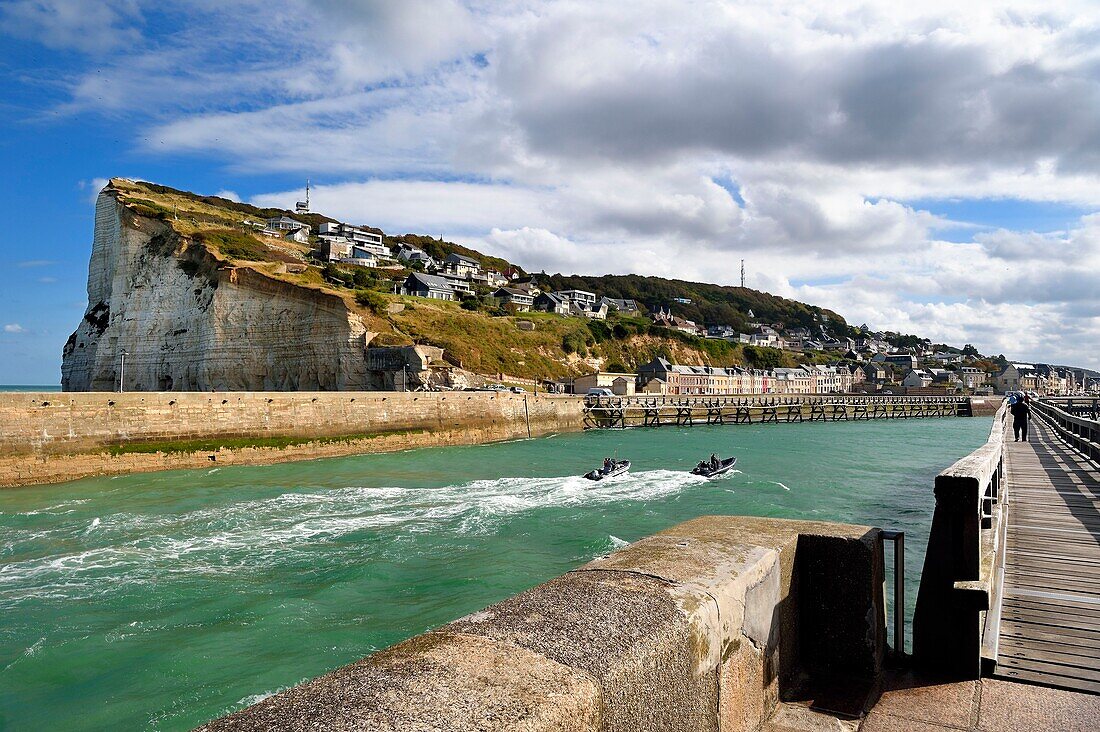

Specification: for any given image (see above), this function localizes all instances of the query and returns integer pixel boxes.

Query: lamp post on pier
[119,350,128,393]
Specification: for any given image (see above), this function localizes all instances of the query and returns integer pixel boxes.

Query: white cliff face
[62,190,371,391]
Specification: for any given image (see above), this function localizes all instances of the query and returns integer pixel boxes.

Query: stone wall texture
[0,391,585,487]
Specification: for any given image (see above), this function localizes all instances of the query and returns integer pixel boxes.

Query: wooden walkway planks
[995,418,1100,694]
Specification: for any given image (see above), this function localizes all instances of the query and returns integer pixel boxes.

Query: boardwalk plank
[995,417,1100,693]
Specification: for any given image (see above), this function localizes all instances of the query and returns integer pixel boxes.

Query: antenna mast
[295,179,311,214]
[740,259,745,288]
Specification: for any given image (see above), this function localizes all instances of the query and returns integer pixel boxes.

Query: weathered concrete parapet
[197,516,886,732]
[913,400,1008,678]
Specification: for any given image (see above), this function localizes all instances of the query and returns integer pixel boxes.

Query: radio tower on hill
[295,180,311,214]
[740,259,745,288]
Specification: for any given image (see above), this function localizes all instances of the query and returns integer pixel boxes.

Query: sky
[2,0,1100,384]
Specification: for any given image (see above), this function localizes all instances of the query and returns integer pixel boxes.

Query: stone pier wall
[0,391,585,488]
[199,516,887,732]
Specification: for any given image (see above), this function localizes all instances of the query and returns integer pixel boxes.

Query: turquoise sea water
[0,418,990,730]
[0,385,60,392]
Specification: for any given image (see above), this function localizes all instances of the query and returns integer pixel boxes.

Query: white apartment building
[319,222,390,258]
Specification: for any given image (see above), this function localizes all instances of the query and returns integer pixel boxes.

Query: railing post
[883,529,905,659]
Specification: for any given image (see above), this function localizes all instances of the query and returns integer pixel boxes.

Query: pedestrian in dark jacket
[1009,394,1030,442]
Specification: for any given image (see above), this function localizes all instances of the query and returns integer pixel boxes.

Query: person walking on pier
[1009,393,1030,442]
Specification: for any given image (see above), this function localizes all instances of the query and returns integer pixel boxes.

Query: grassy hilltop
[105,178,852,380]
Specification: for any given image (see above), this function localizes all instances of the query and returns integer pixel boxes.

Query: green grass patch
[196,229,272,261]
[126,198,173,219]
[106,429,428,456]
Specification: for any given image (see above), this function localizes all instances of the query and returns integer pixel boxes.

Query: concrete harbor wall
[0,391,585,488]
[198,515,887,732]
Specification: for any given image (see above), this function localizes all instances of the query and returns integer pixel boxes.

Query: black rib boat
[691,456,737,478]
[584,459,631,481]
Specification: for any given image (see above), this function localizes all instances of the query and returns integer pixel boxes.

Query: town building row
[570,359,899,396]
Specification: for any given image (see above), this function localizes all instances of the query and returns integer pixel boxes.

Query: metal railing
[882,529,905,659]
[1033,399,1100,463]
[1042,396,1100,420]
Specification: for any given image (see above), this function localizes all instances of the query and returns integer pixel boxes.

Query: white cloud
[0,0,142,54]
[214,190,240,202]
[4,324,26,333]
[13,0,1100,367]
[79,177,111,204]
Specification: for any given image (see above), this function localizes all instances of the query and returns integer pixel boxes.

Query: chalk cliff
[62,185,373,391]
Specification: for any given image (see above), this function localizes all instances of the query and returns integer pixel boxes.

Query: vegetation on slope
[539,273,850,338]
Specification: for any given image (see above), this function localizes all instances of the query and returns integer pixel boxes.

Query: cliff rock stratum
[63,184,373,391]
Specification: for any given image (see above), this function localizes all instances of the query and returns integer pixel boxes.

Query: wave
[0,469,707,605]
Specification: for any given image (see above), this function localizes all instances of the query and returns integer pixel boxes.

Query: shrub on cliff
[562,331,587,356]
[355,289,387,313]
[197,230,270,261]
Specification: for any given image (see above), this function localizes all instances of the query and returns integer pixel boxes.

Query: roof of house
[267,216,308,228]
[494,286,534,299]
[446,253,481,266]
[406,272,455,291]
[601,297,640,310]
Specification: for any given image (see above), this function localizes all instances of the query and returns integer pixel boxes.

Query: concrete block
[196,633,601,731]
[443,569,719,732]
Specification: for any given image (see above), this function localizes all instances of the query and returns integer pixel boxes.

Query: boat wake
[0,469,709,605]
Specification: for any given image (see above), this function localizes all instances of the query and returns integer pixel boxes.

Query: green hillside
[540,273,849,336]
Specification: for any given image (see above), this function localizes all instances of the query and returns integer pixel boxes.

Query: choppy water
[0,418,990,730]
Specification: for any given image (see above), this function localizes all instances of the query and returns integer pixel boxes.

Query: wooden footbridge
[582,394,971,429]
[914,397,1100,694]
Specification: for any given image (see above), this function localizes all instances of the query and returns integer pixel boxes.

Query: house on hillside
[862,362,887,386]
[318,222,389,257]
[652,307,704,336]
[493,286,535,312]
[902,369,933,388]
[823,337,856,352]
[534,292,570,315]
[883,353,919,370]
[553,290,598,307]
[600,297,642,316]
[395,244,435,268]
[958,367,988,390]
[570,300,608,320]
[343,248,379,267]
[929,368,960,387]
[707,325,738,340]
[510,281,542,297]
[441,253,482,279]
[264,216,311,243]
[994,363,1036,393]
[402,272,456,301]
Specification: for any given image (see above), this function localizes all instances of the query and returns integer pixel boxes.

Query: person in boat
[603,456,613,472]
[710,453,719,470]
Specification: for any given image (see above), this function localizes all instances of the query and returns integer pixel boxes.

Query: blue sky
[3,0,1100,383]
